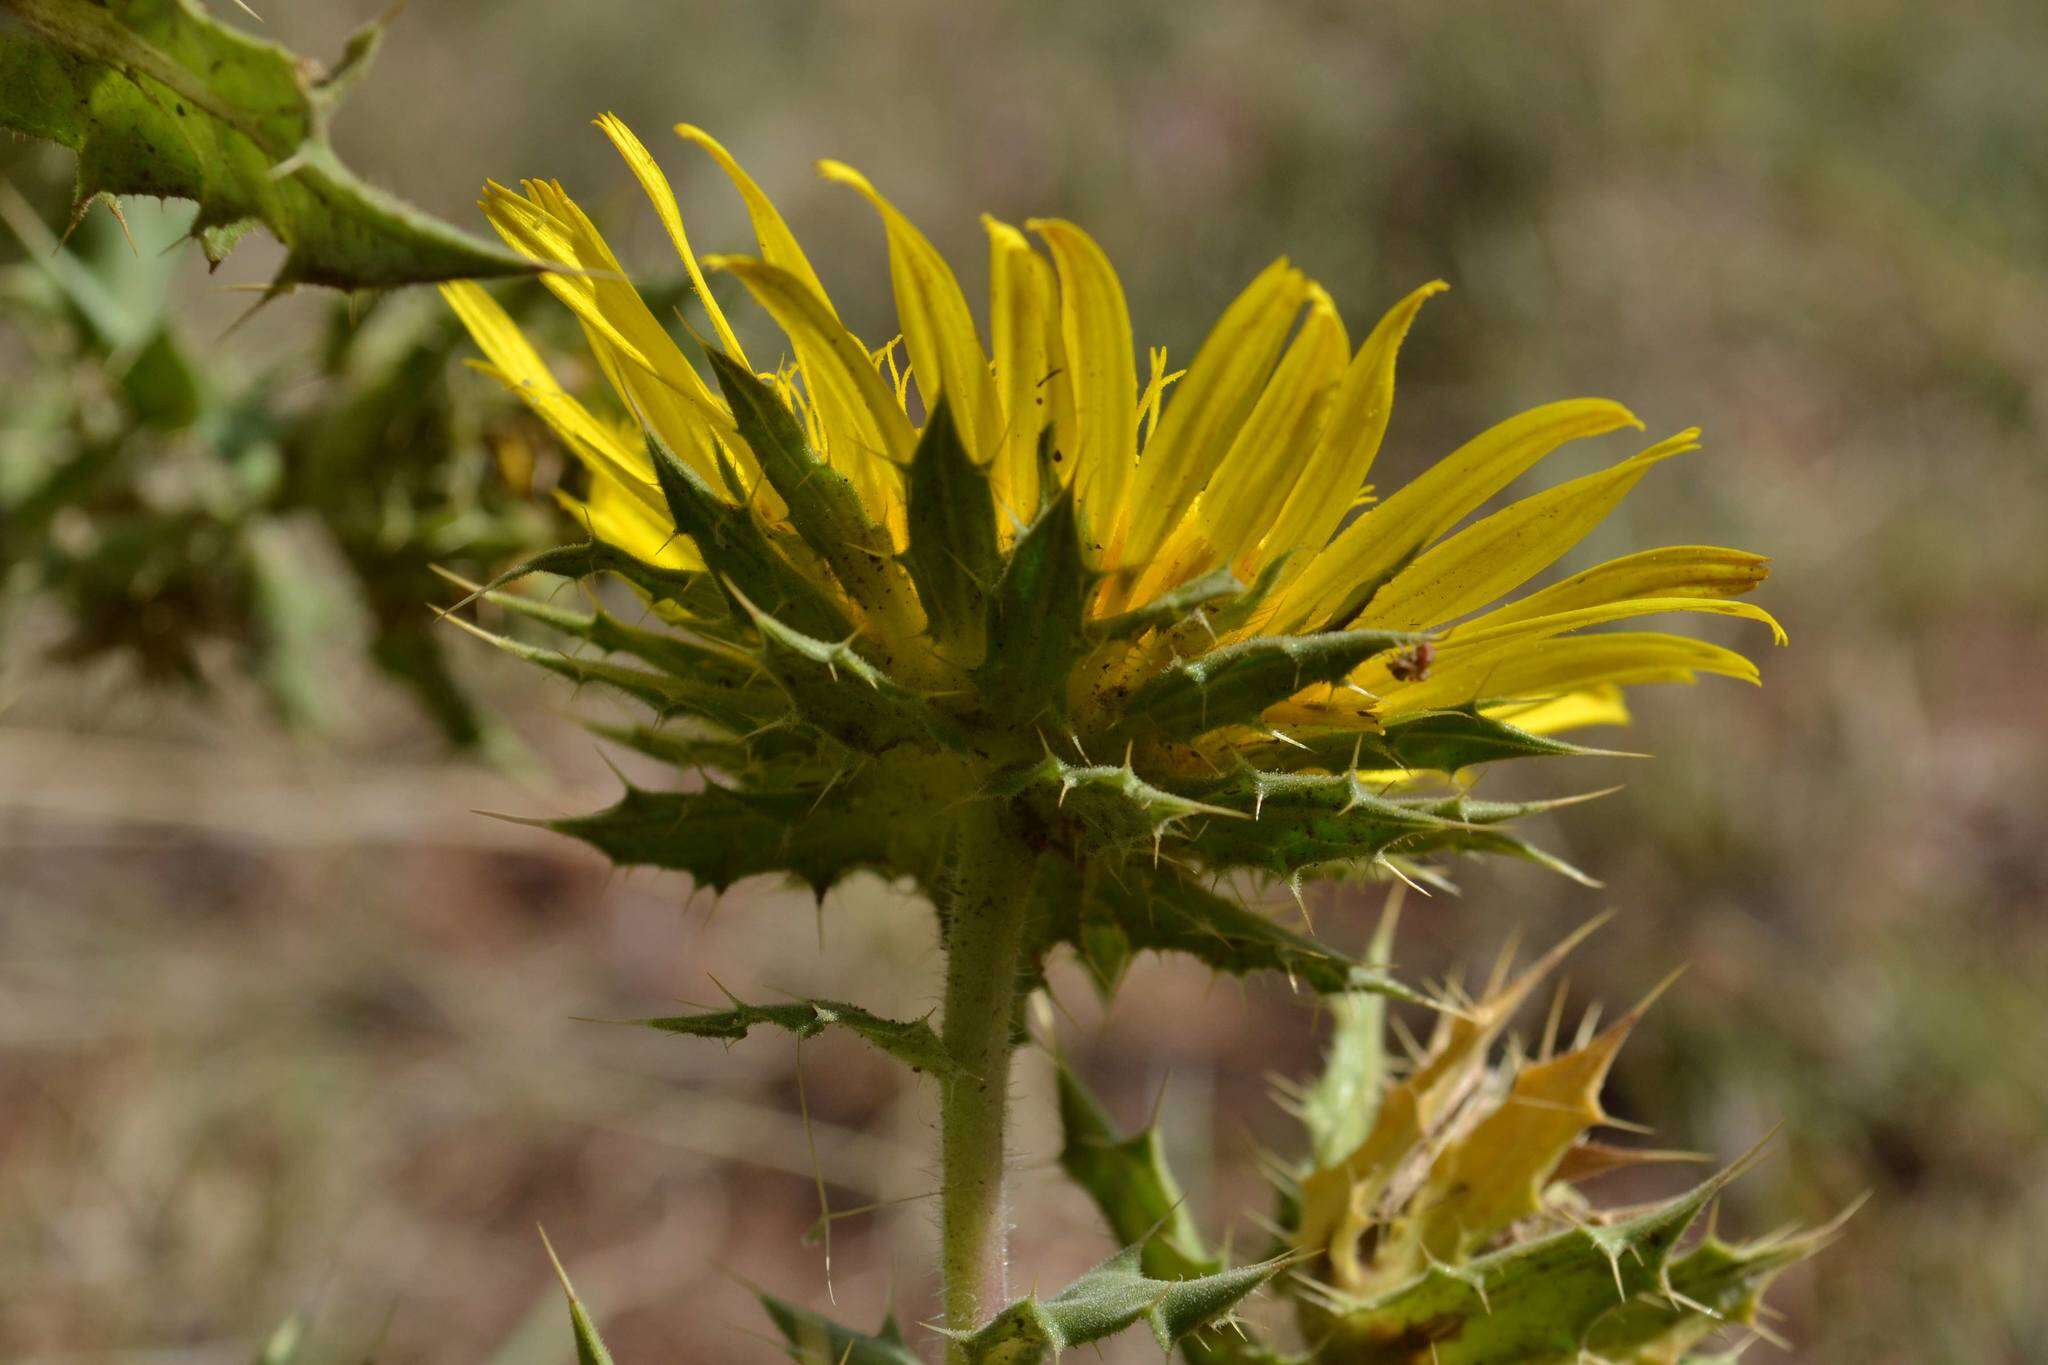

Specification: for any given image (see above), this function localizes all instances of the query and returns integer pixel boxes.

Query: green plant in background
[0,0,563,740]
[435,116,1815,1362]
[0,184,553,744]
[0,0,528,289]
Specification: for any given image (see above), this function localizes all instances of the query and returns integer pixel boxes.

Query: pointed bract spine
[977,487,1094,722]
[943,1244,1290,1365]
[759,1293,924,1365]
[639,996,954,1077]
[548,780,897,897]
[1116,629,1424,743]
[644,426,854,642]
[733,585,969,754]
[904,397,1002,653]
[704,346,925,639]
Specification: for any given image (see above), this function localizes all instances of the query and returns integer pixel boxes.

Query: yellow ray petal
[1358,429,1703,631]
[1378,631,1762,717]
[1119,258,1310,568]
[706,254,914,532]
[1259,281,1447,569]
[820,162,1000,461]
[1485,685,1631,736]
[440,281,663,503]
[1264,398,1642,635]
[1189,286,1350,575]
[558,474,702,571]
[1119,288,1349,607]
[1029,218,1136,560]
[484,181,709,405]
[593,113,746,365]
[1445,593,1788,655]
[1356,594,1783,710]
[673,124,833,310]
[1464,545,1772,634]
[984,217,1056,529]
[479,180,738,488]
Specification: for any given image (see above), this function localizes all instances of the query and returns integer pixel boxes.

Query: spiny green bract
[465,367,1619,993]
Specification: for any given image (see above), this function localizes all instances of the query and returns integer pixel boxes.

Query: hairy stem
[937,801,1036,1348]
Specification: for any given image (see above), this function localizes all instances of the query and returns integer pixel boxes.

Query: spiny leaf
[1117,630,1422,742]
[946,1244,1288,1364]
[733,588,967,754]
[903,397,1000,649]
[1315,1158,1763,1364]
[1405,792,1614,826]
[548,781,895,896]
[1003,752,1241,851]
[1414,826,1604,886]
[640,995,952,1076]
[540,1232,616,1365]
[1583,1227,1836,1362]
[704,348,919,631]
[584,718,814,781]
[449,616,784,733]
[479,584,758,689]
[0,0,530,288]
[458,539,725,621]
[1079,861,1431,1003]
[1188,771,1463,877]
[1091,566,1246,642]
[1369,707,1631,772]
[1056,1063,1221,1281]
[1244,707,1627,776]
[645,428,853,642]
[977,487,1092,721]
[759,1293,922,1365]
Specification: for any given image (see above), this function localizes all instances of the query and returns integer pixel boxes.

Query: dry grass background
[3,1,2046,1360]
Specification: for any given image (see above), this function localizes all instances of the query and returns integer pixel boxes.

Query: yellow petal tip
[814,158,867,188]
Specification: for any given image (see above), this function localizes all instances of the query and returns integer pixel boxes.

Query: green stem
[937,801,1036,1349]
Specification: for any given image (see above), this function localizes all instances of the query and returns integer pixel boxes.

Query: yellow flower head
[442,116,1782,902]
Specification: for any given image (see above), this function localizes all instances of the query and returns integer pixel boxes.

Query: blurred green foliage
[0,0,530,288]
[0,182,552,746]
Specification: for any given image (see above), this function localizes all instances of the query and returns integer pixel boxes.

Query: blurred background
[3,1,2044,1360]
